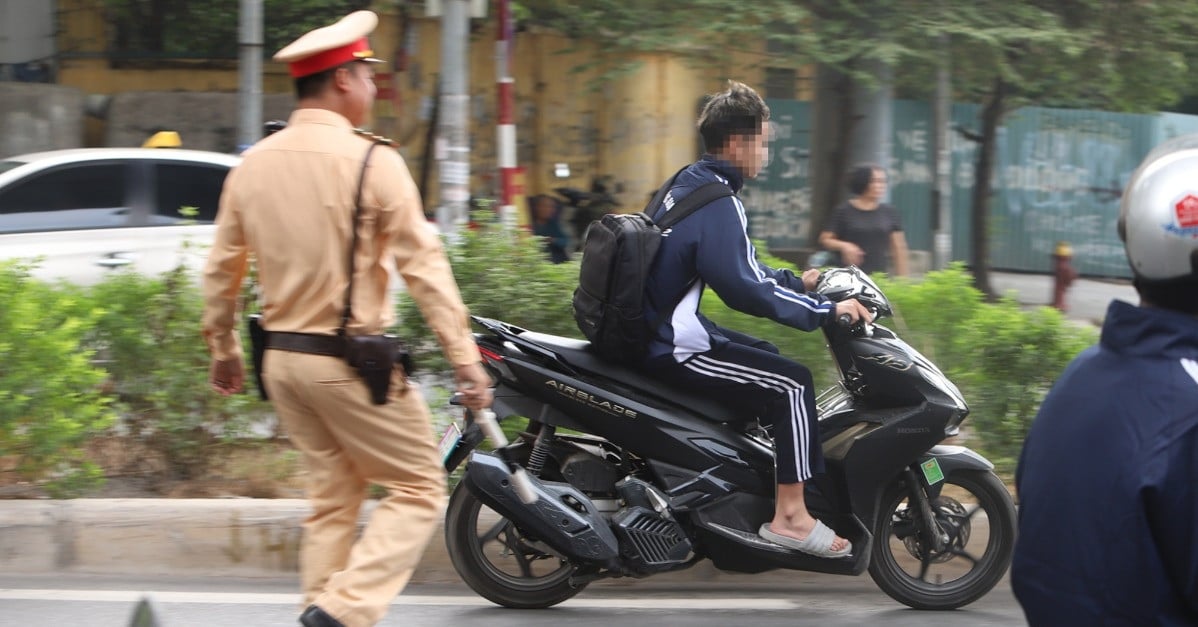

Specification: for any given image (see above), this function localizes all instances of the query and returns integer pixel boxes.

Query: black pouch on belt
[345,334,404,405]
[247,313,270,401]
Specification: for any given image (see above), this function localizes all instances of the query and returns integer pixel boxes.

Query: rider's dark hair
[846,164,881,196]
[1135,275,1198,314]
[697,81,770,153]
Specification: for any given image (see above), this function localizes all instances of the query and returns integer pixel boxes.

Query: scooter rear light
[479,346,504,363]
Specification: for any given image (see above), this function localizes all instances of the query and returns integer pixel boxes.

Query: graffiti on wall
[744,100,1198,277]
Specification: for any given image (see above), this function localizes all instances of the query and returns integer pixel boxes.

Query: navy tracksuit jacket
[1013,300,1198,625]
[641,155,834,483]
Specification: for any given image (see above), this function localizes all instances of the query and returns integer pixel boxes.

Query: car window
[0,160,28,175]
[153,162,230,224]
[0,163,128,233]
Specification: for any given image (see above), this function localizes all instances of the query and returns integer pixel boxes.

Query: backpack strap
[642,172,734,339]
[655,181,734,230]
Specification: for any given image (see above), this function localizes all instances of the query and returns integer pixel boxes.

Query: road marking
[0,589,797,610]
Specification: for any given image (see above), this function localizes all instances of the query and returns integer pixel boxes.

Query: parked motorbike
[553,176,620,251]
[441,265,1016,610]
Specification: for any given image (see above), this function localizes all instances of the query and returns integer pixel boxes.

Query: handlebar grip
[837,313,853,327]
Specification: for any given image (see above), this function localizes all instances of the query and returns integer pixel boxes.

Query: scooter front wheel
[868,468,1016,610]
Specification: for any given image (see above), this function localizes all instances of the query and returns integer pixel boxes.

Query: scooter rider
[639,81,872,558]
[1012,135,1198,624]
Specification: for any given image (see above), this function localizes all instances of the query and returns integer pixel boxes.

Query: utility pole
[237,0,263,151]
[496,0,517,227]
[931,30,953,270]
[437,0,471,234]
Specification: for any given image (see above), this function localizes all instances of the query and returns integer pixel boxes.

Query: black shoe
[299,605,345,627]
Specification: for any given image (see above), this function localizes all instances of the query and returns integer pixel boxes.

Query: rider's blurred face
[729,120,771,179]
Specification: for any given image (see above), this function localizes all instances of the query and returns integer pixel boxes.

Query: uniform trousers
[644,326,822,484]
[263,350,446,627]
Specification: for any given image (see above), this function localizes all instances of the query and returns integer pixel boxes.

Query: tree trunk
[809,64,856,244]
[970,77,1006,298]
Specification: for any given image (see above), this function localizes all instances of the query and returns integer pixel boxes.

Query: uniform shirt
[643,155,833,362]
[826,201,903,274]
[1012,300,1198,626]
[201,108,479,367]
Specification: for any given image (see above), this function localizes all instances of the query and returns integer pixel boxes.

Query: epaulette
[353,128,398,147]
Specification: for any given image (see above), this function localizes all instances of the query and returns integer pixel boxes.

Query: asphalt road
[0,572,1027,627]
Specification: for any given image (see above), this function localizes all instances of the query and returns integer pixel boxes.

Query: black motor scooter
[441,266,1016,611]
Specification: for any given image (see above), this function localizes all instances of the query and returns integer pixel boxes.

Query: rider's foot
[768,515,849,553]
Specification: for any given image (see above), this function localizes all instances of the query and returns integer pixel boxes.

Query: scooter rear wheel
[444,476,587,608]
[868,468,1016,610]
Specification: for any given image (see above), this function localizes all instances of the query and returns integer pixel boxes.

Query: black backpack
[572,170,733,364]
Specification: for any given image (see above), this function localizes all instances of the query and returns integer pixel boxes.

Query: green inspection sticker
[920,458,945,485]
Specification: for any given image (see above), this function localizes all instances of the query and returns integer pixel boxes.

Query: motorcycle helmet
[1118,134,1198,284]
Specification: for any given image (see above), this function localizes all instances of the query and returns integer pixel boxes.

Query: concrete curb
[0,499,753,585]
[0,499,456,582]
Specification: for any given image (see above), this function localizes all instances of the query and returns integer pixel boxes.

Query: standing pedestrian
[1011,136,1198,625]
[818,164,909,276]
[200,11,492,627]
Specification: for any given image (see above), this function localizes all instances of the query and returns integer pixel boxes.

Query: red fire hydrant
[1052,241,1078,312]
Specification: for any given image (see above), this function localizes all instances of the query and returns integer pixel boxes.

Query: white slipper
[759,521,852,559]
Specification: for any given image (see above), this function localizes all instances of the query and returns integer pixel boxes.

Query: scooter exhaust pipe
[462,451,621,569]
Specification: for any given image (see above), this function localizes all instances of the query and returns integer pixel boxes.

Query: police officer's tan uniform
[201,11,483,627]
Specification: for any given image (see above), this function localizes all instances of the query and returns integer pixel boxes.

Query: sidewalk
[990,271,1136,326]
[1,271,1134,583]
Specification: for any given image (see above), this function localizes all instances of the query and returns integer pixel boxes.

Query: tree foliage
[100,0,372,58]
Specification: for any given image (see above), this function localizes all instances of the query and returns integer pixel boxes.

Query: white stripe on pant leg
[692,355,802,390]
[684,360,788,393]
[789,387,810,481]
[694,355,803,388]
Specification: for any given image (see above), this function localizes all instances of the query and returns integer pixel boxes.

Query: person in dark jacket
[1012,135,1198,625]
[528,194,570,263]
[641,81,873,558]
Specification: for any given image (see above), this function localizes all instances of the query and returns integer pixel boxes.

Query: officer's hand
[455,363,494,412]
[210,357,245,396]
[834,299,874,325]
[801,268,821,291]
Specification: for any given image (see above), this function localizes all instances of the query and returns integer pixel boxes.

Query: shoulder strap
[642,166,688,219]
[338,141,382,335]
[655,181,734,230]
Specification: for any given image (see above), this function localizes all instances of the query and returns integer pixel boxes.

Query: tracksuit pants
[644,326,822,484]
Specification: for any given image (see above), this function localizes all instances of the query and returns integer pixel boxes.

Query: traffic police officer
[200,10,492,627]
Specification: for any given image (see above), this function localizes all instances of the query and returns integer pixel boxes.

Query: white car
[0,148,240,284]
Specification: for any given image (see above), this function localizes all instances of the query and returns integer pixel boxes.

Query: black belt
[265,332,345,357]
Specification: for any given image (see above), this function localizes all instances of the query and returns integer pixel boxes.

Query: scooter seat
[520,331,747,426]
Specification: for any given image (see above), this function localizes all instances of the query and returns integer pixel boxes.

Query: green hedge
[0,261,270,496]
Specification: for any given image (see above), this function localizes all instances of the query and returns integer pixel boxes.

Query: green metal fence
[743,99,1198,278]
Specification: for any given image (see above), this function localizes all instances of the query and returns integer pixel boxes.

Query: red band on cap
[289,38,373,77]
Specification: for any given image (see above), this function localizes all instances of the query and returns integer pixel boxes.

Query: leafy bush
[84,266,270,481]
[0,262,114,496]
[397,215,581,372]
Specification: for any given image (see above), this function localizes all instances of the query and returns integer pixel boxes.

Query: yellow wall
[53,2,810,212]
